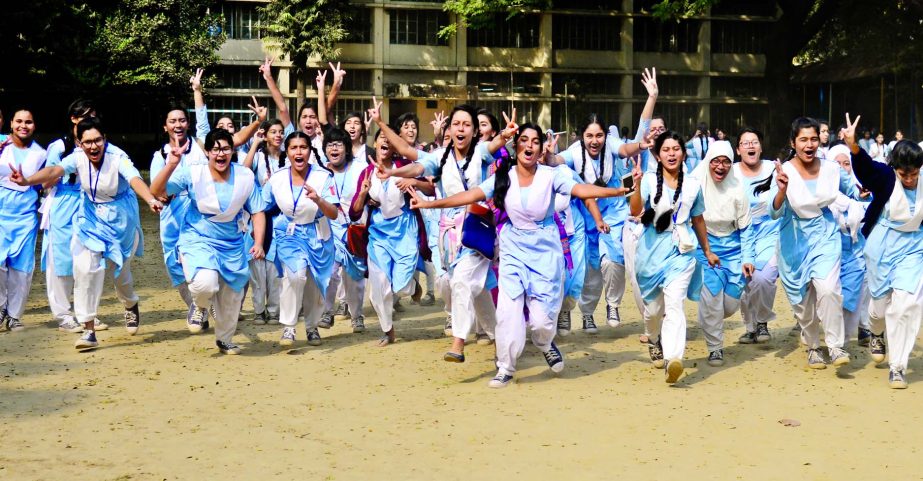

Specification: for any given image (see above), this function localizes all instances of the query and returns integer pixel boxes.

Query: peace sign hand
[638,129,656,151]
[641,67,658,97]
[316,69,328,91]
[500,107,518,142]
[329,62,346,86]
[774,160,789,192]
[630,154,643,188]
[542,132,560,159]
[190,68,204,92]
[367,96,383,124]
[168,137,190,165]
[844,113,862,151]
[7,163,26,186]
[259,57,274,81]
[248,96,267,121]
[406,186,429,210]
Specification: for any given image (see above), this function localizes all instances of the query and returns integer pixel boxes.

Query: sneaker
[738,331,757,344]
[58,319,84,333]
[279,327,296,346]
[124,304,140,335]
[487,372,513,389]
[334,303,347,318]
[605,304,621,328]
[266,314,280,325]
[411,280,423,303]
[789,323,801,337]
[807,348,827,369]
[420,292,436,306]
[6,317,24,332]
[393,299,405,313]
[188,305,207,334]
[665,359,683,383]
[557,310,572,337]
[889,369,908,389]
[75,330,98,350]
[582,314,598,335]
[306,328,322,346]
[858,327,872,347]
[542,342,565,373]
[755,323,771,343]
[648,338,665,368]
[828,347,850,366]
[351,316,366,333]
[206,305,216,331]
[252,311,267,325]
[318,311,334,329]
[475,333,494,346]
[707,349,725,367]
[93,319,109,331]
[215,340,241,355]
[443,315,453,337]
[869,333,886,364]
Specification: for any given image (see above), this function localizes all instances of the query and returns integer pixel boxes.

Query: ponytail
[433,140,454,183]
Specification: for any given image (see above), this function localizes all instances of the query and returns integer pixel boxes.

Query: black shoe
[582,314,598,334]
[869,333,886,363]
[648,338,664,368]
[755,323,771,343]
[557,310,571,336]
[858,327,872,347]
[707,349,725,366]
[215,340,241,355]
[124,303,140,335]
[542,342,564,373]
[738,331,757,344]
[307,328,322,346]
[605,304,621,328]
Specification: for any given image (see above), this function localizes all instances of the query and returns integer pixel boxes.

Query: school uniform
[324,156,369,323]
[247,150,288,320]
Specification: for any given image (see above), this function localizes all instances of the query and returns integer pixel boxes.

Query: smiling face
[791,127,820,164]
[896,167,920,190]
[582,123,605,158]
[399,119,418,145]
[655,138,685,175]
[478,114,495,142]
[10,110,35,144]
[164,109,189,143]
[736,132,762,168]
[448,111,474,152]
[374,130,392,161]
[344,116,363,143]
[819,124,830,144]
[266,124,284,149]
[215,116,236,134]
[207,139,234,174]
[325,140,347,169]
[300,107,319,137]
[896,131,904,141]
[287,137,311,175]
[709,155,732,183]
[79,128,106,163]
[516,127,543,169]
[876,133,885,144]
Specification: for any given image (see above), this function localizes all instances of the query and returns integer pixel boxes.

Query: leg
[885,289,923,372]
[212,279,244,345]
[249,258,268,316]
[473,289,498,340]
[793,284,821,349]
[600,259,626,308]
[72,244,106,328]
[813,266,846,350]
[449,254,490,341]
[740,256,779,332]
[868,294,887,336]
[177,282,193,308]
[186,268,221,311]
[344,273,366,322]
[266,261,281,318]
[660,263,695,362]
[323,261,342,312]
[279,267,307,328]
[495,289,527,376]
[578,265,603,315]
[697,287,726,353]
[367,261,395,334]
[45,231,75,325]
[302,273,326,331]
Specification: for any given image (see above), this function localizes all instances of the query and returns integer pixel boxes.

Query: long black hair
[433,104,479,184]
[283,131,325,173]
[493,123,544,213]
[258,119,286,172]
[640,130,686,233]
[340,111,366,143]
[577,113,609,187]
[476,108,500,140]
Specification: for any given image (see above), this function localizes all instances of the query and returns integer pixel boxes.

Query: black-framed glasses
[80,138,105,148]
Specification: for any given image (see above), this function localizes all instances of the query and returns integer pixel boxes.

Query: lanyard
[89,154,104,203]
[334,169,346,200]
[289,165,312,217]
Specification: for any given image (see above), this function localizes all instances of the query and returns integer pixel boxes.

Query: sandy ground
[3,208,923,480]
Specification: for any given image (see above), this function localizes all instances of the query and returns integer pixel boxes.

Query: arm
[691,215,719,266]
[326,62,345,113]
[241,138,261,170]
[412,186,486,210]
[844,113,895,197]
[149,143,185,199]
[12,165,65,187]
[249,211,266,260]
[232,96,268,148]
[583,198,610,233]
[368,98,419,162]
[636,67,658,137]
[349,168,371,221]
[394,176,435,197]
[129,177,163,213]
[316,70,329,126]
[260,57,291,128]
[571,183,628,200]
[190,69,210,141]
[306,184,338,219]
[486,108,518,155]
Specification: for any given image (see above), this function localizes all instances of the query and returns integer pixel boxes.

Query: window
[711,21,768,54]
[655,75,699,97]
[552,101,621,137]
[328,98,373,127]
[467,14,540,48]
[214,66,265,90]
[632,102,704,137]
[553,15,621,51]
[553,74,622,96]
[478,101,544,125]
[347,7,373,44]
[221,2,260,40]
[389,10,449,46]
[634,17,700,53]
[205,96,265,131]
[710,77,768,99]
[338,69,373,93]
[469,72,542,95]
[711,104,770,140]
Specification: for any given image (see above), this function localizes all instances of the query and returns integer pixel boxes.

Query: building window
[213,66,266,90]
[467,14,540,48]
[221,3,260,40]
[469,72,543,95]
[655,75,700,97]
[328,98,373,127]
[552,101,621,139]
[632,102,704,137]
[553,15,621,51]
[553,74,622,96]
[389,10,449,46]
[338,69,373,93]
[478,100,544,124]
[634,17,700,53]
[710,77,768,99]
[711,21,768,54]
[711,104,770,139]
[205,96,266,131]
[347,7,373,44]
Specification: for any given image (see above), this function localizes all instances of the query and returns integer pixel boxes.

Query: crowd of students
[2,63,923,390]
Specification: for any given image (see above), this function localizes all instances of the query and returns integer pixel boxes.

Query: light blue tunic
[367,178,420,292]
[59,144,144,275]
[840,229,866,312]
[41,138,84,275]
[864,187,923,298]
[261,167,338,294]
[329,160,368,281]
[0,142,45,273]
[735,161,780,270]
[635,173,706,303]
[480,165,578,314]
[770,167,857,304]
[560,168,588,300]
[696,230,754,299]
[165,164,265,291]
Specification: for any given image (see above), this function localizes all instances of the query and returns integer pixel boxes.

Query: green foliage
[440,0,551,38]
[648,0,719,19]
[259,0,353,72]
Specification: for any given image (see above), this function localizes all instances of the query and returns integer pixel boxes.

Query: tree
[259,0,353,106]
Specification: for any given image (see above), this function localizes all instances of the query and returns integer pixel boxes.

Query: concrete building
[212,0,775,140]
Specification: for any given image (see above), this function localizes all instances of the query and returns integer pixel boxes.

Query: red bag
[346,223,368,259]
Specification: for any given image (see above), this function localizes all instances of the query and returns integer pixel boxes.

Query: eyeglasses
[739,141,760,148]
[709,158,733,167]
[80,138,105,148]
[326,141,345,148]
[209,147,234,155]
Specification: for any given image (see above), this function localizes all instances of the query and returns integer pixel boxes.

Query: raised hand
[430,111,446,135]
[316,69,328,91]
[7,163,26,186]
[641,67,658,97]
[360,159,374,194]
[259,57,274,81]
[329,61,346,86]
[844,112,861,149]
[774,160,788,192]
[407,186,429,210]
[190,68,204,92]
[630,154,643,188]
[248,96,267,121]
[168,137,190,164]
[367,96,383,124]
[500,108,518,141]
[542,132,560,159]
[363,111,373,133]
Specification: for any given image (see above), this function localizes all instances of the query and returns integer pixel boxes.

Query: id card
[286,222,296,236]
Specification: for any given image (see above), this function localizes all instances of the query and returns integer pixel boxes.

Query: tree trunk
[295,67,306,110]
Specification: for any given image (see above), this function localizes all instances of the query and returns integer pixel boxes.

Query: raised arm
[487,108,518,155]
[349,167,372,220]
[232,96,268,148]
[260,57,291,128]
[190,68,210,141]
[636,67,658,136]
[409,185,486,210]
[326,62,345,112]
[149,140,187,198]
[368,97,419,162]
[241,132,264,170]
[316,69,329,126]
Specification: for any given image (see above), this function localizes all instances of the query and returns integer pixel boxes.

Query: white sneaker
[93,319,109,331]
[58,320,84,333]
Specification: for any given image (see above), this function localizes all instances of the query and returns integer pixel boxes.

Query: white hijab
[691,141,751,237]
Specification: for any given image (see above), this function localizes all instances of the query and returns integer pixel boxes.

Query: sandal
[377,334,395,347]
[443,351,465,363]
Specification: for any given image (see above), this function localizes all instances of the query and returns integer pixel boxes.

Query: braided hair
[493,123,545,213]
[283,131,329,175]
[640,130,686,233]
[577,113,609,187]
[63,100,96,184]
[433,105,479,184]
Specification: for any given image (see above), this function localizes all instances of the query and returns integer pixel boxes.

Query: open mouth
[292,155,306,167]
[522,148,535,162]
[802,149,816,160]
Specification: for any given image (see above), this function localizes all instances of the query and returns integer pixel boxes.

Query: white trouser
[413,261,437,293]
[437,267,495,338]
[45,230,75,324]
[792,266,845,350]
[323,261,366,319]
[843,278,871,341]
[436,271,452,315]
[184,267,242,344]
[495,289,557,376]
[579,259,626,315]
[280,267,325,330]
[740,255,778,333]
[643,262,696,361]
[72,237,139,325]
[869,285,923,371]
[622,221,646,321]
[697,287,740,351]
[177,282,193,308]
[0,265,32,320]
[368,261,414,333]
[449,254,497,339]
[249,258,280,317]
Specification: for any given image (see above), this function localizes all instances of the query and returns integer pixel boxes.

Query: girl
[763,117,858,369]
[370,100,503,361]
[150,129,267,355]
[341,111,369,164]
[0,109,46,333]
[628,131,717,384]
[350,127,435,346]
[409,122,629,387]
[690,141,754,366]
[261,57,343,149]
[844,113,923,389]
[10,117,162,348]
[262,132,339,346]
[733,128,779,344]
